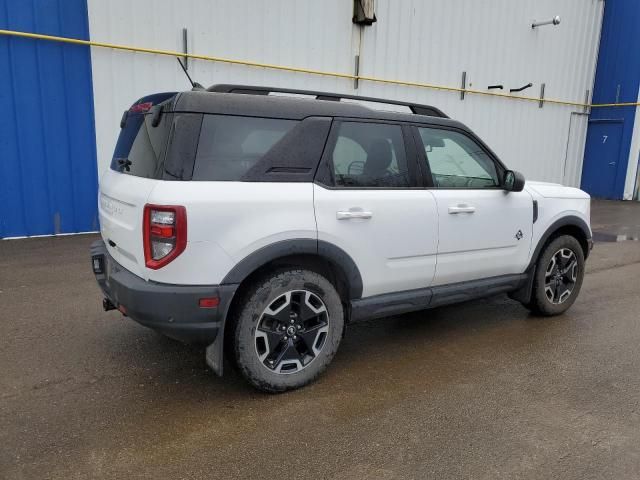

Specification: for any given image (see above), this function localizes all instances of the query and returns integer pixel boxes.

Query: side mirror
[503,170,525,192]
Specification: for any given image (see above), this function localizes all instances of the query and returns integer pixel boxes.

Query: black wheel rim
[544,248,578,304]
[254,290,329,374]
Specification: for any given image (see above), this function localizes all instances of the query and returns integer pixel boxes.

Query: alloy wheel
[254,290,330,374]
[544,248,578,304]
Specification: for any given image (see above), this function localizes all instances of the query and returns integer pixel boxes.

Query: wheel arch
[528,216,592,270]
[511,215,591,306]
[212,240,361,376]
[221,239,363,301]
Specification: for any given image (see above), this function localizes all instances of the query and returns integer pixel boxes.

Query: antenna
[176,58,204,90]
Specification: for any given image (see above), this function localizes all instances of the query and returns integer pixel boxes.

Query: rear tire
[232,269,344,392]
[525,235,585,316]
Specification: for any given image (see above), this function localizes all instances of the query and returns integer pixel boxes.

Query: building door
[581,120,624,199]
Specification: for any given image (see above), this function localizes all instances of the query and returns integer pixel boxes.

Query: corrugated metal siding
[0,0,98,238]
[628,85,640,200]
[564,113,590,188]
[88,0,603,185]
[88,0,356,176]
[357,0,603,185]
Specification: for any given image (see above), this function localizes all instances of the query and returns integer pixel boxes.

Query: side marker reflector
[199,297,220,308]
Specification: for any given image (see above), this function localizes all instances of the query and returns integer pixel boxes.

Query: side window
[329,122,410,188]
[192,115,297,181]
[417,127,500,188]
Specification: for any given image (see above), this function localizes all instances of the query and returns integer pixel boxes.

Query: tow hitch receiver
[102,298,116,312]
[92,254,105,274]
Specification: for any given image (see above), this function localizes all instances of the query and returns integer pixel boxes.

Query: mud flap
[204,283,240,377]
[508,266,536,304]
[205,322,225,376]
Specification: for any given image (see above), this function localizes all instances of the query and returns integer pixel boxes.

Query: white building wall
[88,0,604,184]
[624,84,640,200]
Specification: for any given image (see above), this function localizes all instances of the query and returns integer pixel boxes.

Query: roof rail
[207,84,448,118]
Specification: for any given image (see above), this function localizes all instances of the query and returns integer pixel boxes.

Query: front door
[413,126,533,286]
[581,120,624,199]
[314,120,438,298]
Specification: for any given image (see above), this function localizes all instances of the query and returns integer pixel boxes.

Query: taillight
[130,101,153,113]
[143,204,187,269]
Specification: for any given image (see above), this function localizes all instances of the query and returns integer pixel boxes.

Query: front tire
[526,235,585,316]
[232,269,344,392]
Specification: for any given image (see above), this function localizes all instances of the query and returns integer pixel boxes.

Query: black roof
[208,84,449,118]
[172,85,467,131]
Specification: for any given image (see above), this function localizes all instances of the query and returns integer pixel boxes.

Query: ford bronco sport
[91,85,592,392]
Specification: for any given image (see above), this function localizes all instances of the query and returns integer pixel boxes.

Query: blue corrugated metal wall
[582,0,640,200]
[0,0,98,238]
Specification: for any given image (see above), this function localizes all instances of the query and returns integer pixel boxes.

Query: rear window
[192,115,298,181]
[111,95,176,179]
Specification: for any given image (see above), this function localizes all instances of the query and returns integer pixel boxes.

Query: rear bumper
[90,240,237,345]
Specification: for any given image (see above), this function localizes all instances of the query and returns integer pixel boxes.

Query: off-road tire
[526,235,585,316]
[232,269,344,392]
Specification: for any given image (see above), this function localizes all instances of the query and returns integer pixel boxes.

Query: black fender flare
[527,215,592,270]
[510,215,592,305]
[220,238,364,299]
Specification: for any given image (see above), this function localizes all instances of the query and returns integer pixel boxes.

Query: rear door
[413,126,533,286]
[314,120,438,298]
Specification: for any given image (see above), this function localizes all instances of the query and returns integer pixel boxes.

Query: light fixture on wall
[353,0,376,26]
[532,16,561,29]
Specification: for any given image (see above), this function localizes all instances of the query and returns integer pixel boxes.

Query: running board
[349,273,528,322]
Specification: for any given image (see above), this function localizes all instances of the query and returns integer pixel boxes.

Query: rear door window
[327,122,411,188]
[192,115,298,181]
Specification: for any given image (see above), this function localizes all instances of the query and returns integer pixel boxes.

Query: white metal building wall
[87,0,604,185]
[625,85,640,200]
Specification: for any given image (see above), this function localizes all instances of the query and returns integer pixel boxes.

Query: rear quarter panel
[145,182,316,285]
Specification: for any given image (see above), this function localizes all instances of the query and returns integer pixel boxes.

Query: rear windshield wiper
[115,158,132,172]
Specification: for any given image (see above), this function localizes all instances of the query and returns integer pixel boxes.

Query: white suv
[91,85,592,392]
